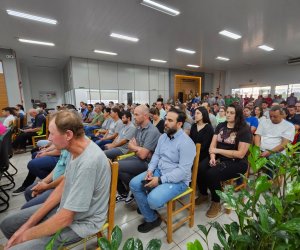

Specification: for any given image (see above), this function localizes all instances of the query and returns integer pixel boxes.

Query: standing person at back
[156,101,166,120]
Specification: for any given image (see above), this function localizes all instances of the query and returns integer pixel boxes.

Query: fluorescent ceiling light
[18,38,55,46]
[187,64,200,68]
[176,48,196,54]
[110,33,139,42]
[141,0,180,16]
[216,56,230,61]
[150,59,167,63]
[94,50,117,55]
[258,45,274,51]
[7,9,57,25]
[219,30,241,39]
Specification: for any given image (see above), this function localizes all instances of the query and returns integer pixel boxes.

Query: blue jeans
[21,182,54,209]
[95,139,113,150]
[84,125,101,137]
[130,169,188,222]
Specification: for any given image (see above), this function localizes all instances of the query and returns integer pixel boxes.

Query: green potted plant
[187,143,300,250]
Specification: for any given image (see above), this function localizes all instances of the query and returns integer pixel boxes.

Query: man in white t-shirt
[2,107,16,128]
[255,105,295,157]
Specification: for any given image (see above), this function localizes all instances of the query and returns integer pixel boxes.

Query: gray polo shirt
[136,121,161,153]
[58,141,111,238]
[107,119,124,137]
[102,117,113,130]
[115,122,137,153]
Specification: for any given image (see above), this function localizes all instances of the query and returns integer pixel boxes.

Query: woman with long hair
[197,104,252,218]
[190,107,214,204]
[253,105,266,123]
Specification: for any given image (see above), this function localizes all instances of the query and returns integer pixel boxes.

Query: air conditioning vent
[287,57,300,65]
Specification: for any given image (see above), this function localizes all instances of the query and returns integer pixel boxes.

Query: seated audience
[201,102,217,130]
[12,109,46,154]
[0,110,111,249]
[79,102,88,120]
[12,144,61,195]
[198,105,252,218]
[255,105,295,159]
[21,150,70,209]
[84,104,105,137]
[243,106,258,133]
[2,107,16,128]
[149,107,165,134]
[95,107,124,150]
[116,105,160,204]
[0,121,7,135]
[216,107,226,125]
[156,100,166,119]
[189,107,214,205]
[104,111,136,160]
[253,105,266,123]
[130,108,196,233]
[295,101,300,115]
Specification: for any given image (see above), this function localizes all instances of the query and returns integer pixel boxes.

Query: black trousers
[12,132,37,150]
[117,156,148,196]
[197,157,248,202]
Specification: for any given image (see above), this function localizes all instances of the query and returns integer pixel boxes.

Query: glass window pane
[289,84,300,99]
[74,88,90,108]
[100,90,118,105]
[88,89,100,104]
[275,85,288,99]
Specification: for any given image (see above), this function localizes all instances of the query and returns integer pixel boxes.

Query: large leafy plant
[98,225,162,250]
[187,143,300,250]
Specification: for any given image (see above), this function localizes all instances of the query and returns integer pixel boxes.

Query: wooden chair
[160,143,201,243]
[64,160,119,249]
[222,165,250,214]
[32,115,49,147]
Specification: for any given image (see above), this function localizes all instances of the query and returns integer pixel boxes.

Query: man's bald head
[134,105,150,127]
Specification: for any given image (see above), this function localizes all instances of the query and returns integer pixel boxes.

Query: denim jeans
[130,169,188,222]
[104,148,123,160]
[36,140,50,148]
[95,139,113,150]
[21,181,54,209]
[84,125,101,137]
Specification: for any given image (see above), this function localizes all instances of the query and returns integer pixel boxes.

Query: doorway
[0,61,9,111]
[174,75,201,103]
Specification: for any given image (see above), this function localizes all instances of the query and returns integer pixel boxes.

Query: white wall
[0,49,22,106]
[225,64,300,95]
[70,57,169,106]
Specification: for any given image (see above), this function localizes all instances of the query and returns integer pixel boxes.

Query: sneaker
[12,186,26,196]
[137,217,162,233]
[206,202,221,218]
[195,194,209,205]
[116,194,127,203]
[125,191,134,205]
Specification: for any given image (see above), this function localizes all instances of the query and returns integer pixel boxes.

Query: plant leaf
[98,237,111,250]
[45,230,62,250]
[278,218,300,233]
[134,238,143,250]
[123,238,134,250]
[272,196,283,215]
[259,206,270,233]
[111,226,122,250]
[146,239,162,250]
[197,225,208,236]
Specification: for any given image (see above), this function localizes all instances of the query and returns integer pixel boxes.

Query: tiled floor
[0,152,238,250]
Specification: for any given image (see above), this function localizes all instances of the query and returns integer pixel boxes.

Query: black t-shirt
[287,114,300,125]
[215,122,252,162]
[190,123,214,161]
[33,113,46,129]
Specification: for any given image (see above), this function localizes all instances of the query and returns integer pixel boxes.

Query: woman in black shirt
[149,107,165,134]
[198,104,252,218]
[190,107,214,204]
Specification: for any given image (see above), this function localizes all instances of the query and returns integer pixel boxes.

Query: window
[135,91,149,104]
[289,84,300,98]
[119,90,134,104]
[100,90,118,105]
[275,85,288,99]
[231,86,271,99]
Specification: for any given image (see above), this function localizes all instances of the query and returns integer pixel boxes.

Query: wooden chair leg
[167,201,173,243]
[189,193,195,227]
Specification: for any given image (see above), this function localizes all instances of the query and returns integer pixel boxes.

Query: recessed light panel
[176,48,196,54]
[141,0,180,16]
[18,38,55,46]
[110,33,139,42]
[216,56,230,61]
[7,10,57,25]
[219,30,241,39]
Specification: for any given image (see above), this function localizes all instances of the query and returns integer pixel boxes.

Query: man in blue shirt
[243,106,258,134]
[130,108,196,233]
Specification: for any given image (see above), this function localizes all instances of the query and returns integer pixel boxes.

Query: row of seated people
[0,103,295,248]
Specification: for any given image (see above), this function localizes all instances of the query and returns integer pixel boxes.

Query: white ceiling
[1,0,300,72]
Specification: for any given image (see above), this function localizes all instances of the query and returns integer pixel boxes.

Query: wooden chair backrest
[45,115,50,138]
[190,144,201,191]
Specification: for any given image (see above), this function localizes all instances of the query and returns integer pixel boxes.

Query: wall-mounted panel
[149,67,159,91]
[118,64,134,89]
[134,65,149,91]
[88,59,100,89]
[72,58,89,88]
[99,61,118,89]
